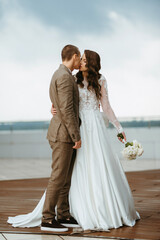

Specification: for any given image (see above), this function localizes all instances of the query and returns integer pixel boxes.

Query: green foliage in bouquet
[117,133,124,139]
[125,142,133,147]
[117,133,133,147]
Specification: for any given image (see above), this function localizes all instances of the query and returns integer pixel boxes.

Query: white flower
[122,145,137,160]
[121,139,144,160]
[137,147,144,156]
[138,143,142,148]
[133,140,139,148]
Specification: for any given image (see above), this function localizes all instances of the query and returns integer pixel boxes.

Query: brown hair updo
[76,50,102,100]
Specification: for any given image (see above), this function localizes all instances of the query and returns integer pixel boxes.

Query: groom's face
[73,53,81,70]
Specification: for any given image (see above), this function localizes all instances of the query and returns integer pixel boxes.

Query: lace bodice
[78,75,123,133]
[78,80,100,112]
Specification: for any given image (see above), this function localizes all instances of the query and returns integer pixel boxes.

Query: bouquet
[117,133,144,160]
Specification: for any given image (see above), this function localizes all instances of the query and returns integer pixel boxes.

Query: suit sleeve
[56,74,80,142]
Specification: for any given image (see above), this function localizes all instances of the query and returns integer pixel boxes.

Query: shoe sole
[41,226,68,232]
[61,223,80,228]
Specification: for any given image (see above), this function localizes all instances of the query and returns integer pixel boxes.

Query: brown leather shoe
[41,219,68,232]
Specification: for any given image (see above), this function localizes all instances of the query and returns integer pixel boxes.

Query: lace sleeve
[99,75,123,133]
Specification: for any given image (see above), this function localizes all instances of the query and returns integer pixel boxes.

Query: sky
[0,0,160,122]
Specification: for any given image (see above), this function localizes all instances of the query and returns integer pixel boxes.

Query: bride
[8,50,140,231]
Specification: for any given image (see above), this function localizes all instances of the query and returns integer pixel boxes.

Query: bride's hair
[76,50,102,100]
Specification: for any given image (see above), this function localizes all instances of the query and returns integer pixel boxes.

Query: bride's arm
[100,76,126,141]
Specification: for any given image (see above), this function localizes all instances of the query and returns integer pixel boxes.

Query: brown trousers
[42,141,76,222]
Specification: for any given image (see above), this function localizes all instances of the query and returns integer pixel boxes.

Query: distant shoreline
[0,118,160,131]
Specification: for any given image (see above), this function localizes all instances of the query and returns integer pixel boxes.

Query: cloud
[0,4,67,121]
[0,2,160,121]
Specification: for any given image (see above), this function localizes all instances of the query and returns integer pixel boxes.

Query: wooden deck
[0,170,160,239]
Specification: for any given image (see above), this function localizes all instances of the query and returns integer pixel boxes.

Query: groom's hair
[61,45,80,61]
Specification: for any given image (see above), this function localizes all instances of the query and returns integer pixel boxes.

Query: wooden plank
[0,170,160,239]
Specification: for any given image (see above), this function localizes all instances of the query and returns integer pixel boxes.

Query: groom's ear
[71,54,77,63]
[73,53,77,60]
[74,53,81,61]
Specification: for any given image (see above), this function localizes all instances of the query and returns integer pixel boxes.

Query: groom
[41,45,81,232]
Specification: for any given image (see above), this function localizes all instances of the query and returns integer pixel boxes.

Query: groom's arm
[56,74,80,142]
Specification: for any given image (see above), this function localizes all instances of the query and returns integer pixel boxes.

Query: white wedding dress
[8,75,140,230]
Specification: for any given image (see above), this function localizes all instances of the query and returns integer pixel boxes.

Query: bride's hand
[51,104,57,116]
[118,131,126,143]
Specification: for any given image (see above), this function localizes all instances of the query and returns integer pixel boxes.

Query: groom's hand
[73,140,81,149]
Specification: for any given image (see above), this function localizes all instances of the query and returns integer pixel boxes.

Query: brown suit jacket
[47,64,80,143]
